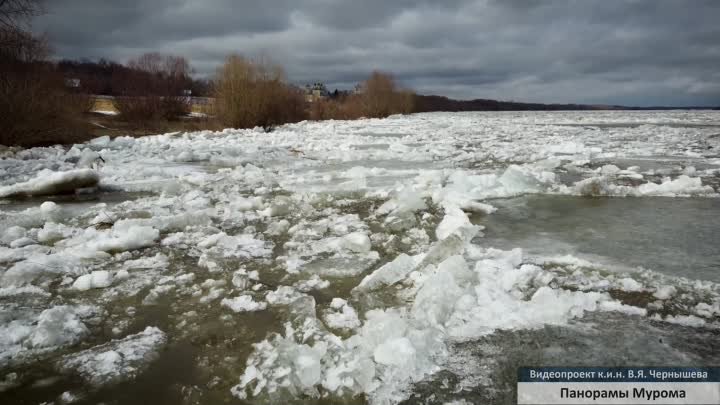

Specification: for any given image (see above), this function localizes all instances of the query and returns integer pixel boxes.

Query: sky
[33,0,720,106]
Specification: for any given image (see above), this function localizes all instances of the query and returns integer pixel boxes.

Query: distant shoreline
[412,94,720,112]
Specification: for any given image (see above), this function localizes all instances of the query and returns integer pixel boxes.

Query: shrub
[0,66,90,147]
[112,94,163,122]
[359,71,415,118]
[309,94,364,120]
[308,72,415,121]
[214,54,307,130]
[66,91,95,114]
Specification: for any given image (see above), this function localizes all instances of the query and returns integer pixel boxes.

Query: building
[304,82,329,102]
[64,78,81,89]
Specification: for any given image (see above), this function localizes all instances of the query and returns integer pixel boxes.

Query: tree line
[1,0,93,146]
[0,0,417,146]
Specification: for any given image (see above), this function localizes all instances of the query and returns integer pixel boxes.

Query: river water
[0,111,719,405]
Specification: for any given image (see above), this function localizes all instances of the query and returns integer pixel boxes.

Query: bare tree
[0,25,46,61]
[0,0,43,30]
[113,52,192,122]
[0,0,93,147]
[0,0,44,60]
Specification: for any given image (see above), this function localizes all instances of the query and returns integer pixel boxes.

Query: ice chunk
[27,306,90,348]
[294,275,330,292]
[294,345,325,388]
[122,253,169,270]
[1,253,83,287]
[618,277,643,292]
[221,295,268,312]
[9,237,34,248]
[72,271,113,291]
[37,222,75,244]
[231,269,252,290]
[265,286,305,305]
[653,285,676,300]
[411,256,473,329]
[0,169,99,198]
[573,174,715,197]
[324,298,361,330]
[58,327,166,386]
[354,253,416,292]
[340,232,372,253]
[661,314,706,327]
[435,205,479,241]
[0,305,97,369]
[636,175,714,196]
[549,141,587,154]
[197,232,272,259]
[76,149,104,168]
[259,196,292,217]
[78,226,159,255]
[373,337,415,366]
[498,164,556,194]
[265,219,290,236]
[416,228,480,270]
[228,196,264,213]
[59,391,78,403]
[598,301,647,316]
[376,187,427,216]
[1,226,27,245]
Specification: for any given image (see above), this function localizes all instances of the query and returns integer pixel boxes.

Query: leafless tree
[0,0,44,60]
[0,0,43,30]
[0,0,92,147]
[113,52,192,122]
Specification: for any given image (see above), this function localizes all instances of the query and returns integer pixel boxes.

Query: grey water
[476,195,720,282]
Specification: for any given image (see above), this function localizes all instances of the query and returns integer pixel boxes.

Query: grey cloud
[32,0,720,106]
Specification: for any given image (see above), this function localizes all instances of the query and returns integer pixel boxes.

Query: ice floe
[58,326,166,386]
[0,169,99,198]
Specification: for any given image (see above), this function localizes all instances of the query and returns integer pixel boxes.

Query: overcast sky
[33,0,720,106]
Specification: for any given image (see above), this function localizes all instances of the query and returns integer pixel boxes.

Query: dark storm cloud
[33,0,720,106]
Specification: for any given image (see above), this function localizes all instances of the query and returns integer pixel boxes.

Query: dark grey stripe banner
[518,367,720,383]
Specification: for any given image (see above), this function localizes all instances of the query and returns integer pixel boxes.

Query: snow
[0,169,99,198]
